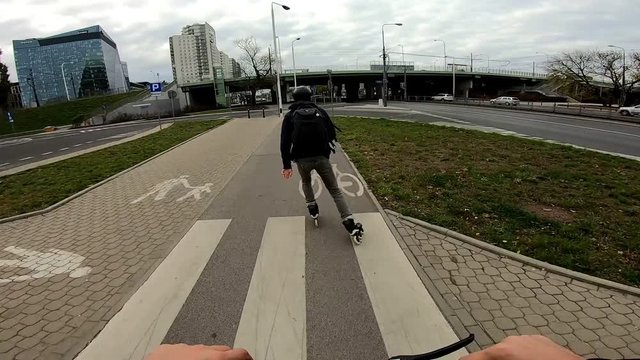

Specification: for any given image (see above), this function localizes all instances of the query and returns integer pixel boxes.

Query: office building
[13,25,129,107]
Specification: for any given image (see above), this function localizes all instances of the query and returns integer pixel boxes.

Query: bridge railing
[282,65,547,79]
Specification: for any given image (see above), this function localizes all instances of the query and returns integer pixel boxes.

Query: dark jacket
[280,101,336,169]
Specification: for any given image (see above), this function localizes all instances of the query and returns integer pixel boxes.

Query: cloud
[1,0,638,81]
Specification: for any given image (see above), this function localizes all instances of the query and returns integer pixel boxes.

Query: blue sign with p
[149,82,162,94]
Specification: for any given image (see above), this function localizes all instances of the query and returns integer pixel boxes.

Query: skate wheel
[351,233,363,245]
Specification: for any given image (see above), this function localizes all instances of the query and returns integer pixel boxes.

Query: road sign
[149,82,163,95]
[168,90,177,99]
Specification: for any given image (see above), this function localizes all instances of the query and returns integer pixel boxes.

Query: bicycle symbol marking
[0,246,92,284]
[298,164,365,199]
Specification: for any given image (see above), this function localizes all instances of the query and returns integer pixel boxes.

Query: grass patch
[0,120,225,219]
[334,116,640,286]
[1,91,145,135]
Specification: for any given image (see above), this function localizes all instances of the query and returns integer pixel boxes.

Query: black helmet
[292,86,312,101]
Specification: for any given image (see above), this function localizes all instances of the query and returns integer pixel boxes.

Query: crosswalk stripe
[352,213,467,360]
[75,219,232,360]
[234,216,307,360]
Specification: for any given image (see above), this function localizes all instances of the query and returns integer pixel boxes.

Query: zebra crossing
[76,213,466,360]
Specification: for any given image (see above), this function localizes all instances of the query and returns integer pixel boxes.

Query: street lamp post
[149,70,160,83]
[398,44,407,101]
[381,22,402,107]
[61,62,70,101]
[434,39,446,69]
[271,2,290,116]
[608,44,626,105]
[292,37,301,87]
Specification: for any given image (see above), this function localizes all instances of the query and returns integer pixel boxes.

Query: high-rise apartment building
[170,23,239,85]
[13,25,128,107]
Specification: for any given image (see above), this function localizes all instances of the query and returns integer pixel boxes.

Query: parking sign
[149,82,163,96]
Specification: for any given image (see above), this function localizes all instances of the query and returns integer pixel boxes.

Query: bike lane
[77,118,466,360]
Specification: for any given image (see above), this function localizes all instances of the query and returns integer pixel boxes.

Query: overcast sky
[1,0,638,83]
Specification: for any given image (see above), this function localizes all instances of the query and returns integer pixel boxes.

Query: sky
[0,0,638,83]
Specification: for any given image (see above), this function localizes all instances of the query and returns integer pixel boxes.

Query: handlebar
[388,334,475,360]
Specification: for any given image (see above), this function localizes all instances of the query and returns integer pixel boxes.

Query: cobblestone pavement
[0,118,280,360]
[387,212,640,359]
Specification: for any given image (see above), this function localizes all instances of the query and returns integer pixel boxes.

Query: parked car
[490,96,520,106]
[431,93,454,101]
[618,105,640,116]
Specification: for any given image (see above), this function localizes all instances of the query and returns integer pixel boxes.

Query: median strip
[0,120,226,220]
[335,116,640,286]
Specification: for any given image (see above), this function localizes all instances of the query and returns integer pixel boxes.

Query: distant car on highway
[431,93,453,101]
[618,105,640,116]
[490,96,520,106]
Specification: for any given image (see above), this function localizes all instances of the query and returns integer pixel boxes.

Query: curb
[386,209,640,297]
[0,120,230,225]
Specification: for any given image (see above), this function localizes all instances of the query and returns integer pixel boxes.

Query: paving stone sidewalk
[387,212,640,359]
[0,118,280,360]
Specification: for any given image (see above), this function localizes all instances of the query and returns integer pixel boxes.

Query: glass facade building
[13,25,128,107]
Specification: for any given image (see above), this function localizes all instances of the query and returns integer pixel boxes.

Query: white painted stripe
[234,216,306,360]
[75,219,232,360]
[352,212,466,360]
[19,157,33,161]
[41,152,53,156]
[86,141,93,144]
[0,162,9,167]
[73,144,82,147]
[59,147,69,151]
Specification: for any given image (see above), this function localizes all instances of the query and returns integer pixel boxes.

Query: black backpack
[291,105,338,154]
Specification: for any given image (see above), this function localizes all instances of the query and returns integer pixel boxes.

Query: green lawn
[0,120,225,219]
[1,91,146,135]
[335,116,640,286]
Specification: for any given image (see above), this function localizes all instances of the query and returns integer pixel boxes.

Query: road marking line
[353,212,466,359]
[59,147,69,151]
[235,216,306,360]
[41,152,53,156]
[73,144,82,147]
[75,219,232,360]
[86,141,93,144]
[0,163,9,167]
[19,157,34,161]
[482,112,640,139]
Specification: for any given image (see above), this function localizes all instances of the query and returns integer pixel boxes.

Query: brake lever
[388,334,475,360]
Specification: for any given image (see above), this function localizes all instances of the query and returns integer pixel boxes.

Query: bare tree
[0,49,10,111]
[548,49,640,105]
[234,36,275,106]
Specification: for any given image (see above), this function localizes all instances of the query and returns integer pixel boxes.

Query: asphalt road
[333,102,640,158]
[4,100,638,173]
[0,122,164,171]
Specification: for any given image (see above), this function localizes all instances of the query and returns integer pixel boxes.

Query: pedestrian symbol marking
[0,246,92,284]
[131,175,213,204]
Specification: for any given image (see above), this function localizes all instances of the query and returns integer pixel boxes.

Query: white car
[490,96,520,106]
[618,105,640,116]
[431,93,454,101]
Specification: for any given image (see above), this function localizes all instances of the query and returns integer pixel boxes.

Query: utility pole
[470,52,473,72]
[70,75,77,98]
[27,68,40,107]
[533,61,536,77]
